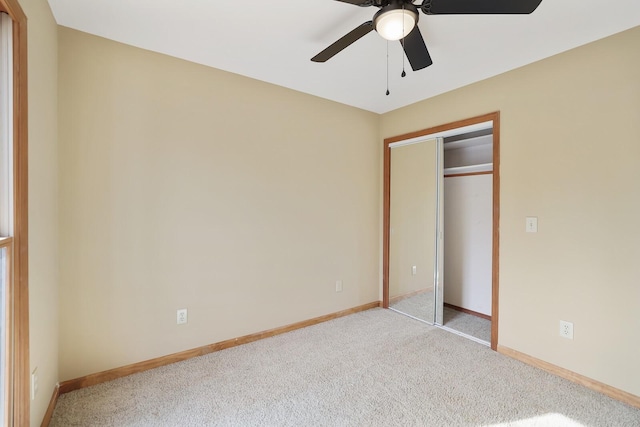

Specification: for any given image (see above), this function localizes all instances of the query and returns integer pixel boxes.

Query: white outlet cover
[177,309,188,325]
[559,320,574,339]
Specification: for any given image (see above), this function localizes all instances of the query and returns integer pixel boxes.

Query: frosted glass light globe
[375,9,417,41]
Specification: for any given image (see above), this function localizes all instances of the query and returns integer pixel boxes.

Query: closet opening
[383,112,500,350]
[441,127,494,345]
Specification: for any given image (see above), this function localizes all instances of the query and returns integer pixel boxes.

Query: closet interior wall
[443,132,493,316]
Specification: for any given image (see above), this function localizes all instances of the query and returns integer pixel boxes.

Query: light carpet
[442,306,491,343]
[50,308,640,426]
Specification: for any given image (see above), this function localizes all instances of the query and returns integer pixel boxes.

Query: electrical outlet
[31,367,38,400]
[177,309,188,325]
[335,280,343,293]
[559,320,573,339]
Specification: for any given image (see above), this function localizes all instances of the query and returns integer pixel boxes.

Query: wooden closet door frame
[383,112,500,350]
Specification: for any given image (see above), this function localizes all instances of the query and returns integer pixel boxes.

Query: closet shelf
[444,163,493,175]
[443,135,492,151]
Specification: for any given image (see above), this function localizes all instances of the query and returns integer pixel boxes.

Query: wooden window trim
[0,0,28,425]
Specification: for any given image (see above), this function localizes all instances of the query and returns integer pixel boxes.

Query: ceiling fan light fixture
[374,3,418,41]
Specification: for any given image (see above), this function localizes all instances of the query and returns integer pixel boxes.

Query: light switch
[526,217,538,233]
[411,266,417,275]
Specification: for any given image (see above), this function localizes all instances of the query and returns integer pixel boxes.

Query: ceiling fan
[312,0,543,71]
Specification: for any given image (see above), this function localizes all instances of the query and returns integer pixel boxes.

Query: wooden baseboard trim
[40,384,60,427]
[498,345,640,409]
[444,303,491,321]
[59,301,381,394]
[389,288,433,305]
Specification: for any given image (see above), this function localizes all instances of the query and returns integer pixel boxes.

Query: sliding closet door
[388,138,443,325]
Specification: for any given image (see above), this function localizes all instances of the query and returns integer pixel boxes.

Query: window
[0,11,13,425]
[0,11,12,236]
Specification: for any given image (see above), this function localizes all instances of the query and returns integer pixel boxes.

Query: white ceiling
[48,0,640,114]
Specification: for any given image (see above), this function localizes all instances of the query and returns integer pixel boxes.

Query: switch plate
[526,217,538,233]
[412,266,417,275]
[177,309,188,325]
[335,280,343,293]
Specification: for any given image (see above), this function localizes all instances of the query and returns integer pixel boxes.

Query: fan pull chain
[401,3,406,78]
[386,41,390,96]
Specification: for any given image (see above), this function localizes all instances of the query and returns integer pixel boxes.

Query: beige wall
[21,0,59,424]
[57,27,380,381]
[381,26,640,396]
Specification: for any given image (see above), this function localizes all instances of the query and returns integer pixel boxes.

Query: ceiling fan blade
[401,26,433,71]
[422,0,542,14]
[311,21,374,63]
[333,0,376,6]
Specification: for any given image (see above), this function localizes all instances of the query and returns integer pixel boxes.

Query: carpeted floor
[443,306,491,343]
[50,308,640,426]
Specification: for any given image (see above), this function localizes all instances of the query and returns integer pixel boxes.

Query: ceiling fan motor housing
[421,0,433,15]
